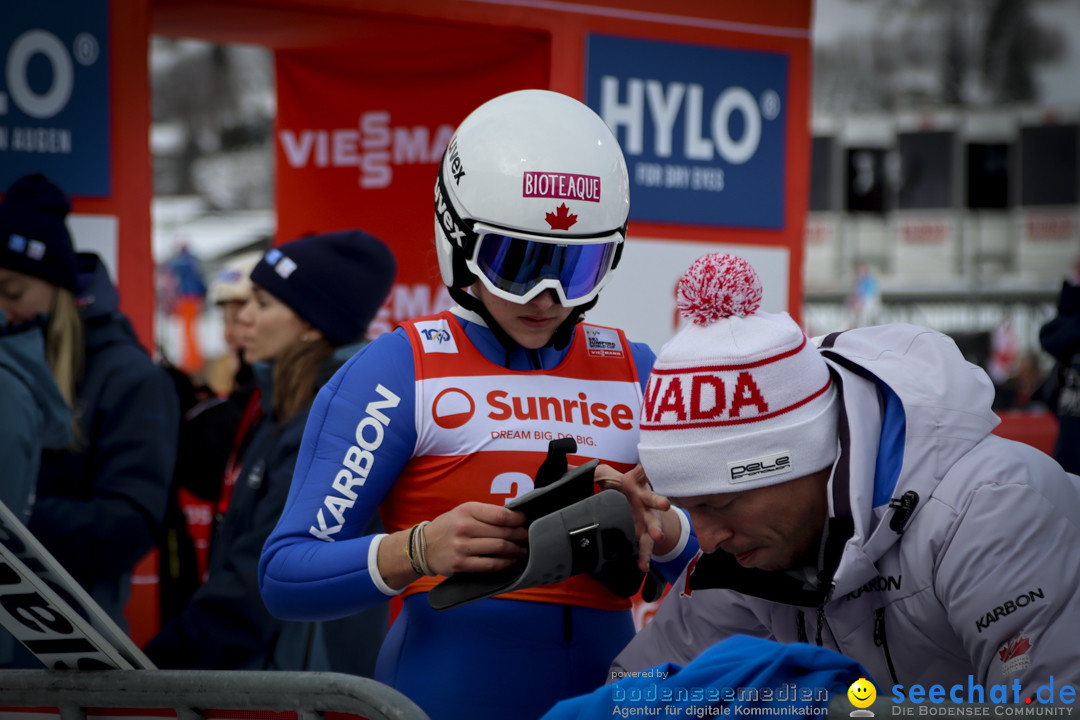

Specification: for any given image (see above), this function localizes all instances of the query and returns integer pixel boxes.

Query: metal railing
[0,669,430,720]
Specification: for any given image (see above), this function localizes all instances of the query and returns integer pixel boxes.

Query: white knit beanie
[208,251,260,305]
[639,253,839,497]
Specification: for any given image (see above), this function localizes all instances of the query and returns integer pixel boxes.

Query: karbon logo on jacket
[310,384,400,541]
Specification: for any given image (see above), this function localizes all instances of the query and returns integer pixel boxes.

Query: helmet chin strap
[551,297,595,351]
[448,285,519,357]
[448,285,592,356]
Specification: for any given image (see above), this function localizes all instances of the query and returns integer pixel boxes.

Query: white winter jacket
[613,324,1080,699]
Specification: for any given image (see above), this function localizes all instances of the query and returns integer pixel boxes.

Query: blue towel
[542,635,870,718]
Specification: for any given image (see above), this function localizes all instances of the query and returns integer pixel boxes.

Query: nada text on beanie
[638,253,839,497]
[0,173,80,292]
[250,230,397,346]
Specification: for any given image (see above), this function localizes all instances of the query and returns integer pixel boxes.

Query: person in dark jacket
[0,312,71,525]
[0,310,72,668]
[159,251,263,625]
[0,173,180,635]
[1039,266,1080,474]
[143,230,396,672]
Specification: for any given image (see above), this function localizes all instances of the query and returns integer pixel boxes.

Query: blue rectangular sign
[586,34,787,229]
[0,3,111,197]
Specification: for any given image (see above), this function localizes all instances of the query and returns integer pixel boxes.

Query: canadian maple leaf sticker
[999,635,1032,662]
[545,203,578,230]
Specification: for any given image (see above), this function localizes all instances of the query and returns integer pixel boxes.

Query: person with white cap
[172,249,265,507]
[206,250,262,387]
[610,252,1080,701]
[159,250,264,624]
[260,89,697,720]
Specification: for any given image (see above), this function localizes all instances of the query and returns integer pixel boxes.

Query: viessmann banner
[274,27,549,329]
[585,34,788,230]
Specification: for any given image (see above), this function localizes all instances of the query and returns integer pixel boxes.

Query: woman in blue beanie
[143,230,396,672]
[0,173,180,647]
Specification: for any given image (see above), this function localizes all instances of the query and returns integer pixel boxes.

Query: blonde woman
[0,173,180,635]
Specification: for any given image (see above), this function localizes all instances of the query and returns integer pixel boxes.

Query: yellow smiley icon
[848,677,876,708]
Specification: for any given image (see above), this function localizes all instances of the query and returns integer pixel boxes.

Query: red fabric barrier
[994,410,1059,458]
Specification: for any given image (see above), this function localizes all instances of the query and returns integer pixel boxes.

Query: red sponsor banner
[898,218,955,245]
[274,24,549,330]
[804,216,834,246]
[1023,211,1079,242]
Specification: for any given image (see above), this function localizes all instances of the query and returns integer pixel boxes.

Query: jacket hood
[76,253,120,320]
[75,253,145,357]
[0,315,71,450]
[817,324,999,596]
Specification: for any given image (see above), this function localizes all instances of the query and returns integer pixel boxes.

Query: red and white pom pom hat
[639,253,839,497]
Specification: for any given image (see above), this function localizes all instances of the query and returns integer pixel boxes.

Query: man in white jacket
[613,253,1080,705]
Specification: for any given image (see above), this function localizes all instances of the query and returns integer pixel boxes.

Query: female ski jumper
[260,308,696,720]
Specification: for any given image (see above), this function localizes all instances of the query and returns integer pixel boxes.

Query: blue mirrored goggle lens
[475,234,617,301]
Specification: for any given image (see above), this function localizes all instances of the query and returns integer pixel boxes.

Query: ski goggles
[468,224,623,306]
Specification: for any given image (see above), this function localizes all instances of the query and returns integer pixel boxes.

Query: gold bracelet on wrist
[416,521,434,576]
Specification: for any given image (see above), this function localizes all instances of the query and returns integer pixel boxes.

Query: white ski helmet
[434,89,629,307]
